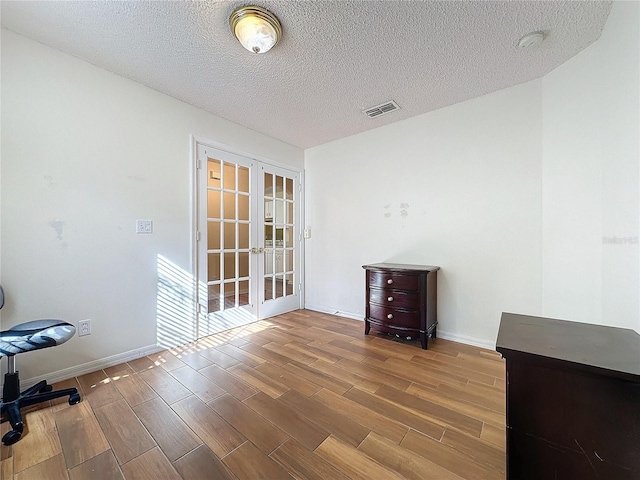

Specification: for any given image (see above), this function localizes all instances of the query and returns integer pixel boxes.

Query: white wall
[305,80,543,347]
[1,29,303,380]
[304,0,640,345]
[541,1,639,331]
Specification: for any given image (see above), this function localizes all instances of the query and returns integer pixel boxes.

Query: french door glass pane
[239,223,249,249]
[222,281,236,308]
[264,225,272,245]
[224,192,235,219]
[208,160,221,188]
[208,191,220,219]
[275,200,284,223]
[207,253,220,282]
[275,275,284,298]
[239,252,249,277]
[238,167,250,193]
[223,163,235,190]
[208,284,221,312]
[207,222,220,250]
[224,222,236,249]
[287,202,293,223]
[239,280,249,306]
[264,278,273,300]
[285,178,293,200]
[285,227,293,247]
[265,173,273,193]
[285,273,294,295]
[238,194,249,221]
[224,252,235,280]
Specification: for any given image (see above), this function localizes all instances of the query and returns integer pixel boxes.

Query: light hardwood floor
[1,310,506,480]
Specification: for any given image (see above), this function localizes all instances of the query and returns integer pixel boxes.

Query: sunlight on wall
[157,254,265,352]
[157,254,196,348]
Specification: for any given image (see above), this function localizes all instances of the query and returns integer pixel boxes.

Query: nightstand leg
[420,333,427,349]
[364,321,371,335]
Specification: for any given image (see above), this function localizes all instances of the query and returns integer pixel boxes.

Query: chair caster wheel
[40,384,53,393]
[68,393,81,405]
[2,430,22,446]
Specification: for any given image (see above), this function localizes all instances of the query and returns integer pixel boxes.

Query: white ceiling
[1,1,612,149]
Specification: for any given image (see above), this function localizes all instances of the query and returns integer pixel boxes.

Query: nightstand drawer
[369,304,420,330]
[368,271,418,291]
[369,289,419,309]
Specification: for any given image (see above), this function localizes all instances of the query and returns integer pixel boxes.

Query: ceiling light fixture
[229,5,282,54]
[517,31,546,49]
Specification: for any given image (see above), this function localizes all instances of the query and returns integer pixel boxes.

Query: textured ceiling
[1,1,612,149]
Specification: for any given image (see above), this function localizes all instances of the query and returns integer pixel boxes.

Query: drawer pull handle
[387,313,394,320]
[387,296,394,302]
[387,279,393,284]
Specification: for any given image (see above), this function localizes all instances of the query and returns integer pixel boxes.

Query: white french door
[259,163,302,318]
[195,143,301,339]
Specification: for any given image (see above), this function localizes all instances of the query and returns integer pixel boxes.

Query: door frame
[190,135,305,337]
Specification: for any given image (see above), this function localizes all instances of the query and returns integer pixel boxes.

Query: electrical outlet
[78,319,91,337]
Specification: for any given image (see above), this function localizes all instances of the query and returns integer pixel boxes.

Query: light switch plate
[136,219,153,234]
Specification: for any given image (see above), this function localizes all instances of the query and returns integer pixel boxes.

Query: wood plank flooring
[0,310,506,480]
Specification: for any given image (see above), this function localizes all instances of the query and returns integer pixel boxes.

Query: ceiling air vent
[363,100,400,118]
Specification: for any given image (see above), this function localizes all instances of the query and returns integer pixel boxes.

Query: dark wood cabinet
[363,263,439,349]
[496,313,640,480]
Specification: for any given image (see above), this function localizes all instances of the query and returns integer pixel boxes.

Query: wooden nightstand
[363,263,439,349]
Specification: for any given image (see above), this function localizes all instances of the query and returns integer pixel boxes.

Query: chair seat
[0,320,75,357]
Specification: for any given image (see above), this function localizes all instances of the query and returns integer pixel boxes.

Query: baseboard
[434,330,496,350]
[304,304,363,321]
[304,305,495,350]
[14,344,164,390]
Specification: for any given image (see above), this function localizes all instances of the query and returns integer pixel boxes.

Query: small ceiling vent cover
[363,100,400,118]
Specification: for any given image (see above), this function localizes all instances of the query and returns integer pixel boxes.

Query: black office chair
[0,286,81,445]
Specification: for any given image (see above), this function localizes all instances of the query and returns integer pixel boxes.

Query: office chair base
[1,373,81,445]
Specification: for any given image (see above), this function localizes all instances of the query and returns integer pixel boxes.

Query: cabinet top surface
[362,263,440,272]
[496,313,640,380]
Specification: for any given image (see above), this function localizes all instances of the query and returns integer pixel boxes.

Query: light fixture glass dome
[230,6,282,54]
[518,31,546,49]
